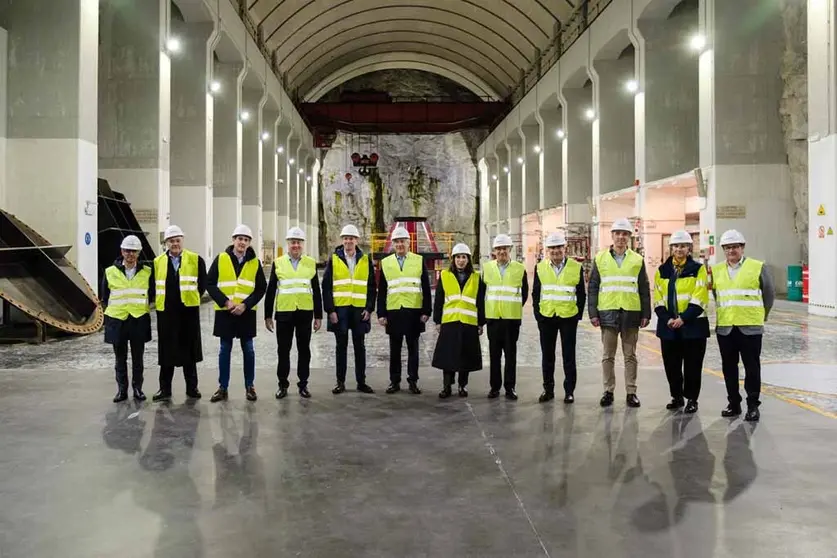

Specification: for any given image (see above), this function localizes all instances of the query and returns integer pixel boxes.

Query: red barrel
[802,265,809,303]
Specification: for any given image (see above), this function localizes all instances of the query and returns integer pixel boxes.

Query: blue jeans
[218,337,255,389]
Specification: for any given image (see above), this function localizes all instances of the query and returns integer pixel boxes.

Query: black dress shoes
[407,382,422,395]
[332,382,346,394]
[666,397,685,410]
[684,400,698,414]
[439,386,452,399]
[299,387,311,398]
[152,391,172,402]
[210,388,228,403]
[564,394,575,404]
[721,405,742,418]
[357,384,375,394]
[505,389,518,401]
[385,383,401,394]
[186,389,201,400]
[113,390,128,403]
[275,387,288,399]
[539,391,555,403]
[626,394,641,408]
[745,407,760,422]
[487,390,500,399]
[458,387,468,397]
[133,388,147,401]
[246,387,258,401]
[600,391,614,407]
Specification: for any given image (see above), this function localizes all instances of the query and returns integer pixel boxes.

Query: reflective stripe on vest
[332,253,369,308]
[104,265,151,320]
[482,260,525,319]
[440,270,479,326]
[214,252,260,310]
[275,255,316,311]
[653,264,709,318]
[154,250,200,310]
[536,258,581,318]
[712,258,765,326]
[381,253,423,310]
[595,249,643,311]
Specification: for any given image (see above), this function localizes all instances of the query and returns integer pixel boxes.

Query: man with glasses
[712,229,774,422]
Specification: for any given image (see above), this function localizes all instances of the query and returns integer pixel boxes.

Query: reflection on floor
[1,300,836,556]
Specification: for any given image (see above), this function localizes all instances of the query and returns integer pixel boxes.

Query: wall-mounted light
[166,38,181,53]
[584,108,596,121]
[556,129,565,139]
[261,132,270,141]
[690,34,706,52]
[502,166,510,173]
[276,146,284,154]
[289,158,295,165]
[625,80,639,94]
[305,176,311,182]
[209,81,221,93]
[298,168,305,175]
[516,156,524,164]
[240,110,251,122]
[534,145,541,154]
[491,174,498,181]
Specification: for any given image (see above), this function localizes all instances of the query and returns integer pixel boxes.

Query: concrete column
[310,157,321,261]
[300,152,312,241]
[261,109,279,263]
[485,155,499,240]
[98,0,170,247]
[495,146,509,232]
[289,141,301,227]
[505,137,522,237]
[170,21,214,260]
[520,125,540,213]
[594,57,636,194]
[478,159,490,259]
[538,105,563,208]
[0,0,99,285]
[698,0,798,292]
[562,85,593,220]
[275,124,291,242]
[212,62,244,255]
[241,87,263,256]
[638,10,699,182]
[808,0,837,314]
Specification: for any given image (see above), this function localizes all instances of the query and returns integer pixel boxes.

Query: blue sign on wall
[84,232,91,245]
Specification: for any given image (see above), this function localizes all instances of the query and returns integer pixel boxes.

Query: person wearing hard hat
[376,226,432,394]
[206,224,267,402]
[431,242,486,398]
[321,224,377,394]
[151,225,207,402]
[712,229,774,422]
[265,226,323,399]
[482,233,528,400]
[588,218,651,408]
[100,235,155,402]
[532,231,586,403]
[653,230,710,414]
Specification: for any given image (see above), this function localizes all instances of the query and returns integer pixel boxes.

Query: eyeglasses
[723,245,743,250]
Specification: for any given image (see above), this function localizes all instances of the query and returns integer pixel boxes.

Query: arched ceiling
[246,0,575,99]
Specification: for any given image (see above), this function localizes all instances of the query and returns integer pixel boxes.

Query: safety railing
[368,232,458,257]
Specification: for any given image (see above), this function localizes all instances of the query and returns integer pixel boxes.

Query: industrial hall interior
[3,0,837,556]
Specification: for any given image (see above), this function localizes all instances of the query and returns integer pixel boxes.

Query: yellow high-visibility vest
[214,252,260,310]
[332,253,369,308]
[712,258,765,326]
[440,270,479,326]
[595,249,643,311]
[536,258,582,318]
[482,260,525,319]
[154,250,200,310]
[104,266,151,320]
[274,254,316,312]
[653,264,709,317]
[381,253,423,310]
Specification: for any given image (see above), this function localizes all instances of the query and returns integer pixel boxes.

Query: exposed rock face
[317,70,484,257]
[779,0,808,262]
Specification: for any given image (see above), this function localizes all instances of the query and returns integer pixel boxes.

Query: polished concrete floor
[2,300,837,557]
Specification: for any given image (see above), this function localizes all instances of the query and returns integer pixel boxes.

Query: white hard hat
[340,224,360,238]
[544,232,567,247]
[720,229,746,246]
[286,226,306,241]
[493,234,513,248]
[669,230,693,245]
[611,218,633,233]
[232,224,252,239]
[391,227,410,241]
[451,243,471,256]
[163,225,184,241]
[120,235,142,251]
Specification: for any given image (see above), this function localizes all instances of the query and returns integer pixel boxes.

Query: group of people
[101,216,773,422]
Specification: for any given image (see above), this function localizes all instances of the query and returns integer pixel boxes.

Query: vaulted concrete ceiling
[246,0,574,100]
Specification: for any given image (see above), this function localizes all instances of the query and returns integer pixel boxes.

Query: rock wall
[779,0,808,262]
[319,132,478,256]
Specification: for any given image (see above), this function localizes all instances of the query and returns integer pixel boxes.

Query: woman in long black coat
[432,244,486,398]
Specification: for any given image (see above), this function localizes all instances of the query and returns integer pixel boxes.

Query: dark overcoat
[206,246,267,339]
[375,254,432,338]
[431,271,486,373]
[156,252,207,366]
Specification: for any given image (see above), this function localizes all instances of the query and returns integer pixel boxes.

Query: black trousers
[538,319,579,395]
[389,334,419,384]
[717,328,762,408]
[159,363,198,395]
[660,338,707,401]
[443,370,470,387]
[487,319,520,391]
[276,314,313,389]
[114,339,144,390]
[335,328,367,385]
